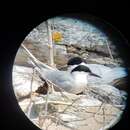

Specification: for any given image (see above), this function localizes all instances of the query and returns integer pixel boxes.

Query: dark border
[0,3,129,130]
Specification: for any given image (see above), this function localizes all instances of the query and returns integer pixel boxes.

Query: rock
[110,77,128,91]
[86,57,120,67]
[13,65,42,100]
[86,84,127,106]
[14,16,124,68]
[54,45,68,66]
[18,91,124,130]
[14,28,124,69]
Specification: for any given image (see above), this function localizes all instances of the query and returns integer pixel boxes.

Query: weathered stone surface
[14,17,124,68]
[85,84,127,106]
[18,91,124,130]
[54,45,68,66]
[13,65,43,100]
[13,65,127,130]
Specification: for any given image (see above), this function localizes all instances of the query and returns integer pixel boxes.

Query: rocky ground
[14,17,124,68]
[13,65,126,130]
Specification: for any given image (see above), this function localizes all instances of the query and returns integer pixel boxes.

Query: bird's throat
[72,72,88,85]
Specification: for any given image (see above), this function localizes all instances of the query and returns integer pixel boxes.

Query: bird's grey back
[40,69,74,92]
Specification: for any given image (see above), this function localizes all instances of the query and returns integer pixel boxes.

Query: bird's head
[67,57,86,72]
[67,57,84,66]
[71,65,101,78]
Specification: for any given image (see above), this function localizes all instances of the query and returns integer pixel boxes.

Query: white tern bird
[21,45,101,94]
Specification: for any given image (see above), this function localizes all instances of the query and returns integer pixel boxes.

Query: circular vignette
[12,13,129,130]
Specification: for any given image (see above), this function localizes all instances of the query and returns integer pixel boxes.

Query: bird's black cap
[71,65,92,73]
[71,65,101,78]
[67,57,84,65]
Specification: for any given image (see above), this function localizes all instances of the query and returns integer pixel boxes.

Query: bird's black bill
[90,72,101,78]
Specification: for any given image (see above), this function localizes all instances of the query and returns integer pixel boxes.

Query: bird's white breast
[71,72,88,94]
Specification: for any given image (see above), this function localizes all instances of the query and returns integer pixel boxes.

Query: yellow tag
[52,32,62,43]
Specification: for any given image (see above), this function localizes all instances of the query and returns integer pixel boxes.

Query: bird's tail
[102,67,128,83]
[21,44,56,70]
